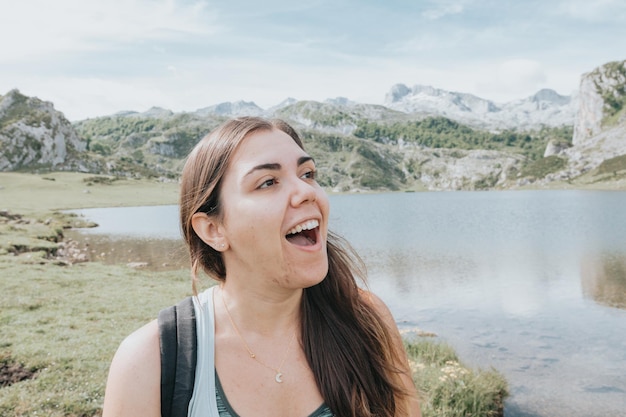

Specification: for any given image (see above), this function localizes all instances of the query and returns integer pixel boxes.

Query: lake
[67,190,626,417]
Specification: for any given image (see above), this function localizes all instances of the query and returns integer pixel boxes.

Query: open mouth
[285,220,319,247]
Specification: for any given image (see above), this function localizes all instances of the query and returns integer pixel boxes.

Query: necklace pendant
[275,372,284,383]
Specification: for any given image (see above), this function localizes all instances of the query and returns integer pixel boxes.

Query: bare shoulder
[359,289,422,416]
[102,319,161,417]
[359,289,395,323]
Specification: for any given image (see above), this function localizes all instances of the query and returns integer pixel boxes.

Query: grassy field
[0,172,180,214]
[0,172,508,417]
[0,257,192,416]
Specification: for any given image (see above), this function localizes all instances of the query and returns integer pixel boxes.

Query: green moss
[0,91,29,129]
[474,173,500,190]
[596,154,626,175]
[82,175,118,185]
[520,155,567,179]
[353,117,570,162]
[0,91,55,132]
[592,60,626,125]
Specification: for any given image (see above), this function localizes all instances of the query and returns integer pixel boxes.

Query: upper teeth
[287,219,319,236]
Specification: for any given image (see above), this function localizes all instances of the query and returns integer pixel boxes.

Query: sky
[1,0,625,121]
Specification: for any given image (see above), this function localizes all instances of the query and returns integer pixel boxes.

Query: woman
[102,117,421,417]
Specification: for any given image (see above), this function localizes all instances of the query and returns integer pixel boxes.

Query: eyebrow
[244,156,315,177]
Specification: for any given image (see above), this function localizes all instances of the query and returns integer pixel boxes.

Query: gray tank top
[215,371,333,417]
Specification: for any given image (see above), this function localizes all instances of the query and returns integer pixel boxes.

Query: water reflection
[361,245,626,417]
[581,251,626,310]
[66,231,626,313]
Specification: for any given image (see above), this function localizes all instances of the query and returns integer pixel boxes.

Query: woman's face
[217,128,330,290]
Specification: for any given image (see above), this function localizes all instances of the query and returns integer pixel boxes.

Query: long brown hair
[179,117,408,417]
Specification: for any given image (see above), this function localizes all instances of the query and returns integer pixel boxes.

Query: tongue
[286,233,314,246]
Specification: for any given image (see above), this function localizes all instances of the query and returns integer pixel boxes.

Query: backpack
[158,296,198,417]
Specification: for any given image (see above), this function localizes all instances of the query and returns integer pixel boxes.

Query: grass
[0,253,192,417]
[0,172,179,214]
[0,172,189,416]
[0,171,508,417]
[405,339,508,417]
[596,154,626,176]
[519,155,567,179]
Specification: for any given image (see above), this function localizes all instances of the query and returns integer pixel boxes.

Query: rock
[127,261,149,268]
[573,60,626,145]
[544,140,571,157]
[0,89,88,171]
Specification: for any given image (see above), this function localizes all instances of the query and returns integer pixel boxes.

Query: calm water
[68,191,626,417]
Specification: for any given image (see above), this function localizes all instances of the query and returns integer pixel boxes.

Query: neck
[218,282,302,337]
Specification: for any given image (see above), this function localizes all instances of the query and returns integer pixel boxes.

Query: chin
[305,263,329,288]
[291,260,328,289]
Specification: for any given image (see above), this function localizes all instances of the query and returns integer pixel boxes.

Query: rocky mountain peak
[384,83,576,130]
[194,100,264,117]
[385,83,412,103]
[140,107,174,118]
[0,89,87,171]
[0,89,24,111]
[531,89,571,105]
[267,97,298,113]
[324,97,356,107]
[573,60,626,145]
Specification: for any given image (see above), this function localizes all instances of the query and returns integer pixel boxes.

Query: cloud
[421,0,467,20]
[499,59,548,85]
[393,32,466,53]
[475,59,550,101]
[555,0,626,21]
[0,0,217,63]
[1,1,616,120]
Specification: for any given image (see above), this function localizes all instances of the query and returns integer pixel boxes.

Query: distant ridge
[383,84,576,130]
[194,100,264,117]
[79,83,579,132]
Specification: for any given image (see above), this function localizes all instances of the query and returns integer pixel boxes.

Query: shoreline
[1,171,624,215]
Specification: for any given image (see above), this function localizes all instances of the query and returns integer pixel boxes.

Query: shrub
[596,154,626,175]
[520,155,567,179]
[406,339,509,417]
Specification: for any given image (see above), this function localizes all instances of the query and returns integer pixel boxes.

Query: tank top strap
[187,286,220,417]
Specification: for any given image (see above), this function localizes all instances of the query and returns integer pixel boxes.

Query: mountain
[543,59,626,185]
[194,100,264,117]
[272,100,406,135]
[573,60,626,145]
[114,107,174,119]
[385,84,499,115]
[1,58,624,191]
[266,97,298,113]
[384,84,577,131]
[0,89,88,171]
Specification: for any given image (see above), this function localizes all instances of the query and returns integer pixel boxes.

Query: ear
[191,212,229,252]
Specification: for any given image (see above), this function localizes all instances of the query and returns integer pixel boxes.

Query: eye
[258,177,277,189]
[301,169,316,180]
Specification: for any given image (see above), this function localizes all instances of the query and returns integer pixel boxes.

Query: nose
[290,177,317,207]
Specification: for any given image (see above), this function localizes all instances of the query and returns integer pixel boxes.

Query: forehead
[229,128,308,170]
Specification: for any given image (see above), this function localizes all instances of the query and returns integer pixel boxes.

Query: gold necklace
[219,288,297,383]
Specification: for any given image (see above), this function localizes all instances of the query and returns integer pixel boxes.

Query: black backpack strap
[158,296,197,417]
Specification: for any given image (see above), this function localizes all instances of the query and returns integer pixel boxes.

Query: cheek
[318,194,331,228]
[229,204,282,244]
